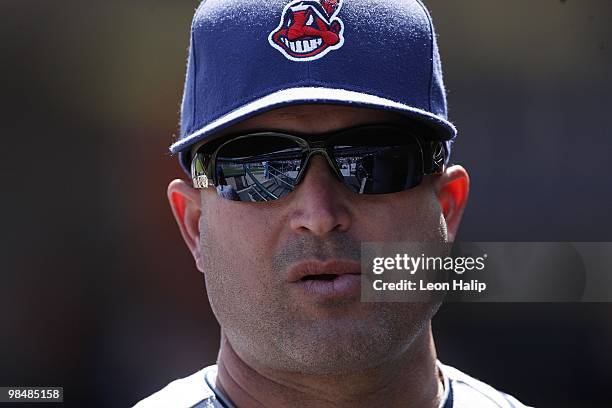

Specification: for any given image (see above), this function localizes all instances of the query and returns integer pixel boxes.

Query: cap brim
[171,87,456,174]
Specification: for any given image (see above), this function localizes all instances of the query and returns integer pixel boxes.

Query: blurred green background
[1,1,611,406]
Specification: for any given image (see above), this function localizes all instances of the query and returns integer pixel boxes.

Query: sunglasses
[191,125,445,202]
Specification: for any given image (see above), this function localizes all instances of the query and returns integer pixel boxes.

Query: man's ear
[433,165,470,242]
[167,179,205,272]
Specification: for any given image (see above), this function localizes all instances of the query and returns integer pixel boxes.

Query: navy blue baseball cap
[171,0,456,174]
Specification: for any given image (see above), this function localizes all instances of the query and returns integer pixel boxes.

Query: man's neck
[215,326,443,408]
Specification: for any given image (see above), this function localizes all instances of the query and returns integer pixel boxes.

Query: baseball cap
[171,0,456,174]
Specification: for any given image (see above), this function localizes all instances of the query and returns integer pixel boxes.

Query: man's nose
[288,155,352,236]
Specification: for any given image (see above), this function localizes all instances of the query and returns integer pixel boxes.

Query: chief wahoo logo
[268,0,344,61]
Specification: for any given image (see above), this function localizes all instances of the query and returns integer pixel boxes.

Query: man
[136,0,529,406]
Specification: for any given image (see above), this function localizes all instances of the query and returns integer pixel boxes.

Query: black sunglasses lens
[331,134,424,194]
[215,135,303,202]
[206,129,427,200]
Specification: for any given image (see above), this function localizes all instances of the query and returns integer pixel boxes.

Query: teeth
[285,38,322,54]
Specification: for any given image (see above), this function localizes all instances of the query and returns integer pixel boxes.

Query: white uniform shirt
[134,362,531,408]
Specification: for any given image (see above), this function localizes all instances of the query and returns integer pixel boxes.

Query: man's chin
[266,303,437,375]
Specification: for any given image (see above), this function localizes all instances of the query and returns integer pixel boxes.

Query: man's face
[175,105,462,375]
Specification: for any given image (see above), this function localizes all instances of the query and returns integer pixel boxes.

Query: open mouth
[279,36,324,54]
[269,0,344,60]
[288,260,361,282]
[294,272,361,299]
[288,260,361,299]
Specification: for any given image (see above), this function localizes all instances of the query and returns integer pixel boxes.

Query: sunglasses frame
[191,124,446,195]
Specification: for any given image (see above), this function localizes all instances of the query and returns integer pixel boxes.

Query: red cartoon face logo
[268,0,344,61]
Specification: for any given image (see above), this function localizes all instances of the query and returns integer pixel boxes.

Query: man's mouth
[279,36,324,54]
[287,259,360,281]
[288,260,361,299]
